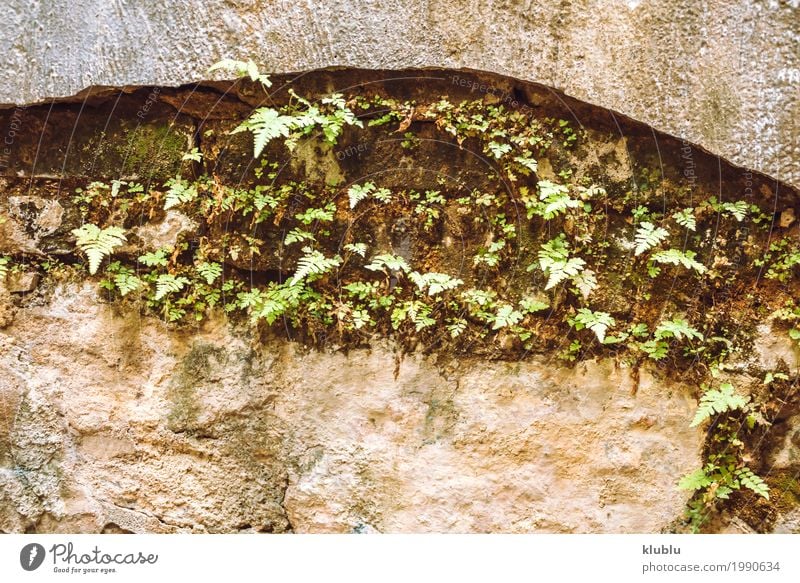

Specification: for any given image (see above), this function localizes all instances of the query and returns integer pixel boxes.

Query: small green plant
[649,249,706,275]
[72,224,127,275]
[634,221,669,256]
[570,308,615,342]
[0,256,9,281]
[291,247,342,285]
[679,382,770,531]
[532,234,586,290]
[672,208,697,231]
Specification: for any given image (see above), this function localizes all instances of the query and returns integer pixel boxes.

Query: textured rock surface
[1,0,798,189]
[0,282,702,533]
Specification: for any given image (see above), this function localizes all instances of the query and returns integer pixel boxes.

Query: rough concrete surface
[0,282,702,533]
[1,0,798,190]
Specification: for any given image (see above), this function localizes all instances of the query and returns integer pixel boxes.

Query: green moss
[166,343,227,433]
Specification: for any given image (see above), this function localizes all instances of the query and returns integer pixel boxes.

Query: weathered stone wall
[0,285,702,533]
[0,68,798,534]
[2,0,798,189]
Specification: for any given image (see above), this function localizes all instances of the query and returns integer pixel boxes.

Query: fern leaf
[678,468,713,491]
[573,308,615,342]
[651,249,707,274]
[348,182,375,209]
[284,228,316,246]
[290,247,341,285]
[0,256,9,281]
[365,254,410,274]
[72,224,127,275]
[691,382,749,427]
[344,243,367,257]
[196,262,222,285]
[736,467,769,499]
[232,107,295,158]
[154,274,189,301]
[634,221,669,256]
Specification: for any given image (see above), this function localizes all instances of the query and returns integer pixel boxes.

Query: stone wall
[0,68,798,534]
[2,0,798,189]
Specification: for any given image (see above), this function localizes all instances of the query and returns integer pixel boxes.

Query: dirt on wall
[0,68,798,533]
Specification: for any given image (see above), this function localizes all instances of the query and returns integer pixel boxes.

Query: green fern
[634,221,669,256]
[678,467,713,491]
[103,263,142,296]
[572,308,615,342]
[295,203,336,225]
[691,382,749,427]
[348,182,375,209]
[736,467,769,499]
[163,176,198,210]
[534,235,586,290]
[492,304,524,330]
[138,248,170,268]
[284,228,316,246]
[72,224,127,275]
[651,249,707,274]
[232,107,296,158]
[408,271,463,296]
[365,254,411,274]
[196,262,222,285]
[672,208,697,231]
[291,247,341,285]
[344,243,367,257]
[526,180,582,220]
[654,318,703,342]
[208,59,272,87]
[154,274,190,301]
[0,256,9,281]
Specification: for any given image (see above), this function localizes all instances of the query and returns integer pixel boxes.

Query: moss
[166,343,227,433]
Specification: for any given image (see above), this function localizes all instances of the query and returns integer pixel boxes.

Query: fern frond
[196,262,222,285]
[232,107,296,158]
[365,254,411,274]
[0,256,9,281]
[634,221,669,256]
[654,318,703,342]
[344,243,367,257]
[284,228,316,246]
[408,271,463,296]
[690,382,749,427]
[651,249,707,274]
[154,274,190,301]
[72,224,127,275]
[736,467,769,499]
[678,467,713,491]
[573,308,615,342]
[290,247,341,285]
[348,182,375,209]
